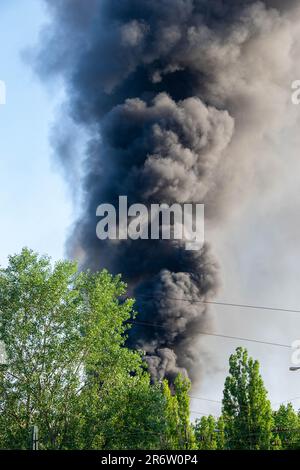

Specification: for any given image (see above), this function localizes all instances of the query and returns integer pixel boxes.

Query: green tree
[273,404,300,450]
[222,347,274,450]
[0,249,166,449]
[194,415,218,450]
[216,416,226,450]
[174,375,196,449]
[162,375,195,449]
[161,380,179,449]
[194,415,225,450]
[271,434,282,450]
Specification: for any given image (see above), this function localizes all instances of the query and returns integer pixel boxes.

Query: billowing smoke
[34,0,300,381]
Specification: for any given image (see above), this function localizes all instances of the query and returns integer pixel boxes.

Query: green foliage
[222,347,274,450]
[194,416,218,450]
[162,375,196,449]
[271,434,282,450]
[194,415,225,450]
[0,248,166,449]
[1,249,300,450]
[273,404,300,450]
[216,416,226,450]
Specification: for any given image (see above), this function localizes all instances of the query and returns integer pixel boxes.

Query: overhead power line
[273,396,300,406]
[189,394,300,409]
[196,331,290,349]
[128,293,298,410]
[190,396,222,404]
[129,320,292,349]
[133,294,300,315]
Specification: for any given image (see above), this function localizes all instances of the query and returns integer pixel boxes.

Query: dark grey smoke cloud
[35,0,300,381]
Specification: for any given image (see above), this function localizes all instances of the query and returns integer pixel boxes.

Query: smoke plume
[35,0,300,381]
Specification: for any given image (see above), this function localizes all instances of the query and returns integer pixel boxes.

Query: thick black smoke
[35,0,300,381]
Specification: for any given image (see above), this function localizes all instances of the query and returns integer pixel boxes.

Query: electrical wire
[129,319,292,349]
[133,293,300,315]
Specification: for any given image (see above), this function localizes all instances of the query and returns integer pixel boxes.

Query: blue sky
[0,0,71,266]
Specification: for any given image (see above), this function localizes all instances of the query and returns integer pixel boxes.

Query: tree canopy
[0,249,299,450]
[0,249,179,449]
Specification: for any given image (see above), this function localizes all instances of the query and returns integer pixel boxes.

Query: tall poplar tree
[222,347,274,450]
